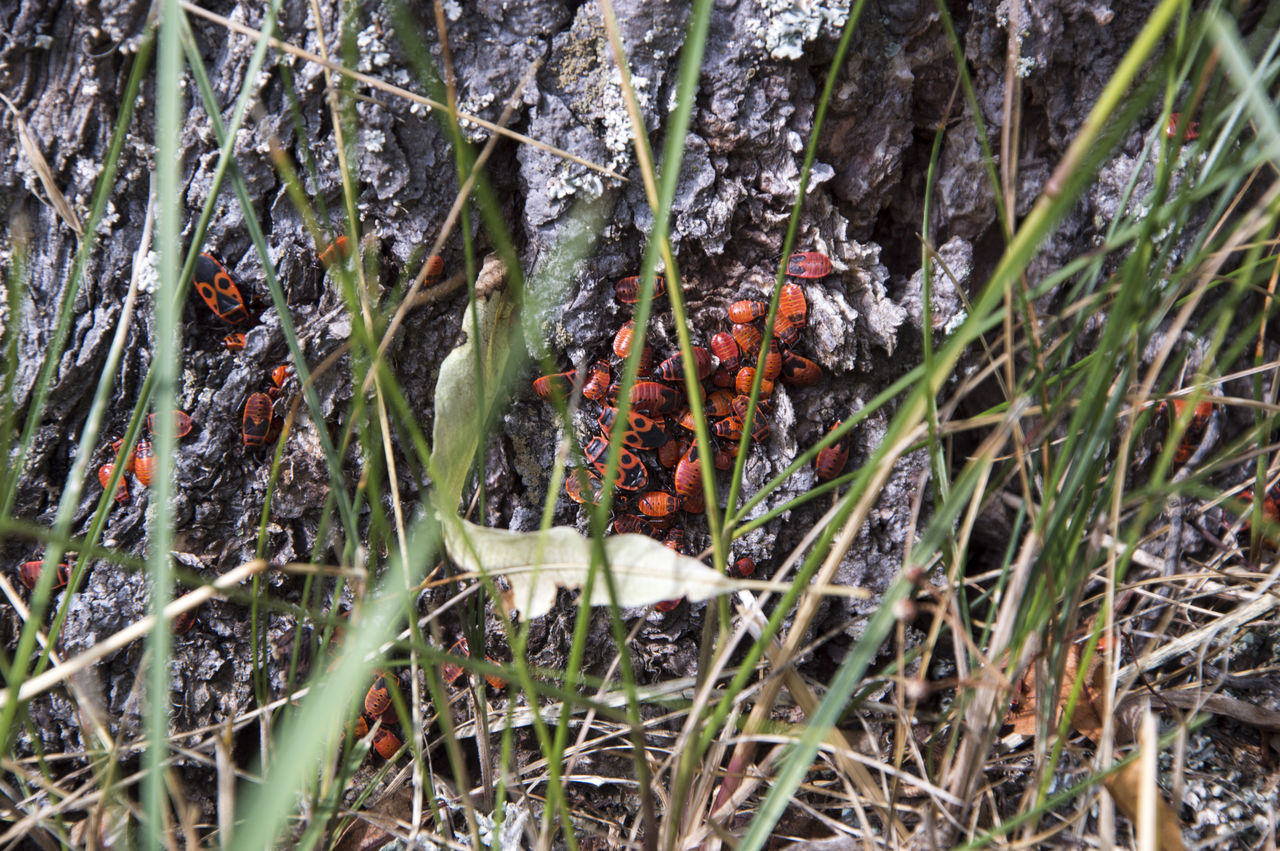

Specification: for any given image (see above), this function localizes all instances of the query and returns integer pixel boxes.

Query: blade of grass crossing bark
[146,0,184,844]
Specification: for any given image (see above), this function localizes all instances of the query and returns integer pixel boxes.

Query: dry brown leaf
[1,93,83,236]
[1106,748,1186,850]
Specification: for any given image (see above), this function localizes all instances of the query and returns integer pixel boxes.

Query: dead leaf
[1,93,83,236]
[441,517,738,620]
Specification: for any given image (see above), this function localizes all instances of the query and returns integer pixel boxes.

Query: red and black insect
[615,274,667,304]
[709,332,740,372]
[786,251,831,279]
[371,727,403,759]
[656,347,714,382]
[147,410,193,438]
[364,673,398,723]
[735,367,774,398]
[242,392,275,448]
[110,439,136,474]
[317,235,352,268]
[613,514,658,537]
[731,323,762,357]
[712,417,744,441]
[748,410,771,443]
[483,659,508,690]
[533,370,575,401]
[674,443,704,499]
[223,332,246,351]
[730,557,755,578]
[171,606,199,635]
[584,436,649,491]
[627,381,681,416]
[134,441,155,487]
[1159,399,1215,465]
[423,254,445,287]
[638,491,681,518]
[193,253,253,325]
[779,282,808,326]
[773,317,801,348]
[761,341,782,382]
[658,435,690,469]
[99,463,129,503]
[565,469,605,505]
[441,636,470,686]
[730,394,770,421]
[682,488,705,514]
[780,351,822,386]
[598,407,669,450]
[20,560,71,591]
[582,360,611,402]
[814,421,850,481]
[728,300,769,323]
[705,389,735,418]
[351,714,371,739]
[270,365,291,391]
[613,321,637,359]
[1166,112,1199,142]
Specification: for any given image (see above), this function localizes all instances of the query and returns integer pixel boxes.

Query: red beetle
[657,347,714,382]
[1166,112,1199,142]
[658,435,690,470]
[662,527,685,553]
[613,321,637,359]
[270,365,291,390]
[364,673,397,722]
[709,332,740,371]
[1159,399,1215,465]
[317,235,352,268]
[779,283,808,326]
[371,727,403,759]
[565,469,605,505]
[193,253,253,325]
[584,436,649,491]
[614,514,658,537]
[423,254,445,287]
[110,439,136,474]
[786,252,831,279]
[705,390,735,418]
[761,341,782,382]
[99,463,129,503]
[483,658,508,690]
[654,598,681,613]
[627,381,680,416]
[730,394,770,421]
[441,636,470,686]
[712,417,743,441]
[19,560,71,591]
[780,351,822,386]
[615,274,666,304]
[814,421,850,481]
[728,300,769,323]
[773,317,801,348]
[598,407,669,450]
[134,441,155,486]
[713,445,735,471]
[147,410,193,438]
[730,557,756,578]
[242,393,275,448]
[582,360,611,403]
[223,332,246,351]
[674,443,704,499]
[350,714,371,739]
[735,368,774,398]
[682,488,705,514]
[171,606,199,635]
[533,370,575,401]
[731,323,762,357]
[748,410,771,443]
[638,491,681,518]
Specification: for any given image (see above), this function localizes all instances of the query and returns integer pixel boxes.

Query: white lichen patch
[600,68,651,175]
[746,0,851,60]
[355,25,391,72]
[458,91,497,144]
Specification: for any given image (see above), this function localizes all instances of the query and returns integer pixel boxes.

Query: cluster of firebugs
[533,252,853,609]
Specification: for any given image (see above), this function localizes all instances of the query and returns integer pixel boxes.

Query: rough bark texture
[6,0,1258,842]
